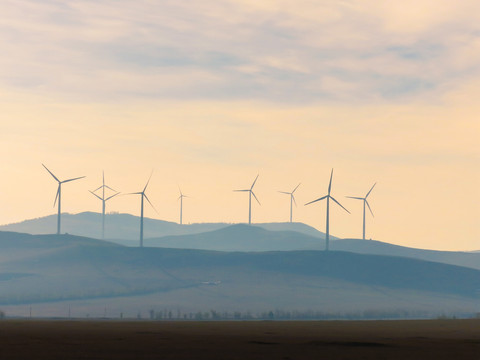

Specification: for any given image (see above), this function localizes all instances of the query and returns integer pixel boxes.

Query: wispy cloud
[2,0,480,103]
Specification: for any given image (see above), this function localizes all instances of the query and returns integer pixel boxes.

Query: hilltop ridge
[0,212,327,240]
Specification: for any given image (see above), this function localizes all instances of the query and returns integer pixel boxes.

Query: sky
[0,0,478,250]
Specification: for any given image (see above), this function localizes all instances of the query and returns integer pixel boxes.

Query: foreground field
[0,319,480,359]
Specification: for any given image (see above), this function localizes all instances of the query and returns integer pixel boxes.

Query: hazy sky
[0,1,478,250]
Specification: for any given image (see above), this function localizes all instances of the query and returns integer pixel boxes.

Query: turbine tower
[346,183,376,240]
[305,169,350,251]
[278,183,301,223]
[89,171,120,239]
[42,164,85,235]
[234,174,260,225]
[178,187,188,225]
[126,172,157,247]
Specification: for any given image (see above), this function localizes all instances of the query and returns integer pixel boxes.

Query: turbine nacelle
[279,183,301,222]
[346,182,377,240]
[90,171,120,203]
[278,182,301,206]
[89,171,120,239]
[234,174,261,205]
[42,164,85,235]
[125,171,156,247]
[125,171,158,214]
[304,168,349,251]
[346,182,376,217]
[234,174,261,224]
[178,187,190,201]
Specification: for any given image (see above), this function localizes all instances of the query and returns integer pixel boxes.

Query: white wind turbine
[278,183,301,223]
[89,171,120,239]
[234,174,260,225]
[178,187,189,225]
[42,164,85,235]
[305,169,350,251]
[346,183,376,240]
[126,172,157,247]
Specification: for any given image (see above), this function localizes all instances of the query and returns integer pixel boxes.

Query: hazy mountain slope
[144,224,326,251]
[145,228,480,270]
[0,212,326,240]
[254,222,331,238]
[1,231,480,315]
[0,231,118,263]
[143,226,480,271]
[331,239,480,270]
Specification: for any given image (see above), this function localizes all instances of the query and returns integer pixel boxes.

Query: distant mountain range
[0,230,479,318]
[1,212,479,271]
[144,225,480,270]
[143,224,325,251]
[330,239,480,271]
[0,212,327,240]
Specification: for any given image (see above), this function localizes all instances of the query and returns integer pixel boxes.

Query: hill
[330,238,480,270]
[144,224,326,251]
[0,231,479,318]
[142,226,480,271]
[0,212,326,240]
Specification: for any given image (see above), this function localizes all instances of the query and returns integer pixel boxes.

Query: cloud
[1,0,480,104]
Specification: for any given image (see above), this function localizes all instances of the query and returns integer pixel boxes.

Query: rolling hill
[144,224,326,251]
[141,226,480,270]
[0,212,326,240]
[0,230,480,318]
[330,238,480,271]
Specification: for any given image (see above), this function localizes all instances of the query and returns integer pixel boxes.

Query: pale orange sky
[0,1,478,250]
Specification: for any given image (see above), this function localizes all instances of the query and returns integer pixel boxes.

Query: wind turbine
[126,172,157,247]
[234,174,260,225]
[42,164,85,235]
[278,183,301,223]
[89,171,120,239]
[346,183,376,240]
[178,187,189,225]
[305,169,350,251]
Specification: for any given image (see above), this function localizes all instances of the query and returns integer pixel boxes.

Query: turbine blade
[105,185,117,192]
[292,194,297,207]
[144,194,158,214]
[292,183,301,193]
[123,192,142,196]
[328,168,333,195]
[251,191,261,205]
[53,186,60,207]
[250,174,259,190]
[330,196,350,214]
[63,176,86,183]
[105,192,120,201]
[92,185,103,192]
[366,182,377,198]
[143,171,153,192]
[346,196,364,200]
[89,190,103,201]
[233,189,250,192]
[304,195,327,206]
[278,191,290,195]
[365,199,374,217]
[42,164,60,183]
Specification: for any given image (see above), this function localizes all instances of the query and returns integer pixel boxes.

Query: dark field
[1,319,480,359]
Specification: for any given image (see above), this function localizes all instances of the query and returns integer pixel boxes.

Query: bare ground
[1,319,480,359]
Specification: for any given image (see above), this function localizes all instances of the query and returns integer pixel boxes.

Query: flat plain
[1,319,480,359]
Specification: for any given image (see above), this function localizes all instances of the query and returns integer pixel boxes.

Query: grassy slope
[1,231,480,317]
